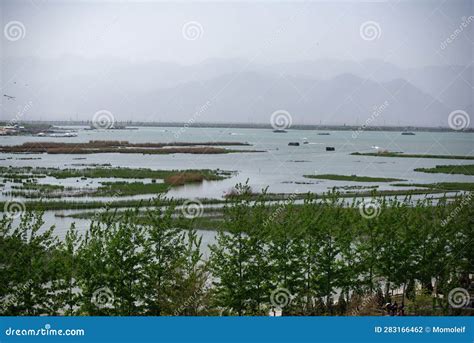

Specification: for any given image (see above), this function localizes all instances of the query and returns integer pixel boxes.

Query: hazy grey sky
[1,0,472,126]
[1,0,472,67]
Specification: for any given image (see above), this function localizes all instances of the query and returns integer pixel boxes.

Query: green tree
[142,203,187,315]
[0,211,58,315]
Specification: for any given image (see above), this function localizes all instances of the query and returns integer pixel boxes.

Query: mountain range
[1,56,472,127]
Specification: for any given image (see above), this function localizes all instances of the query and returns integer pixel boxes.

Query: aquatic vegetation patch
[414,164,474,175]
[304,174,404,182]
[351,152,474,160]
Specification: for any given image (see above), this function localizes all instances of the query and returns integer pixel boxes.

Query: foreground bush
[0,191,472,316]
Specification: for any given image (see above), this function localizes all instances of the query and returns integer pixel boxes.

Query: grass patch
[391,182,474,192]
[0,140,258,155]
[164,172,212,185]
[304,174,404,182]
[351,152,474,160]
[1,189,456,212]
[0,166,227,181]
[98,181,170,196]
[414,164,474,175]
[7,183,67,198]
[0,198,226,212]
[12,183,65,191]
[66,211,226,231]
[1,167,230,199]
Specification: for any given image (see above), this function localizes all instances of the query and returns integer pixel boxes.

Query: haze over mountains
[1,56,472,127]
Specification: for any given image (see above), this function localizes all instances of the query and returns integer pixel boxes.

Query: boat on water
[38,132,78,137]
[50,132,78,137]
[273,129,287,133]
[401,132,415,135]
[288,142,300,146]
[318,132,330,135]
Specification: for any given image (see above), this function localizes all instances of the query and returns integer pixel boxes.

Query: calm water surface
[2,126,473,247]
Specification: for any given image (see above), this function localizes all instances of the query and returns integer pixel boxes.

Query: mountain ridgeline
[2,57,472,127]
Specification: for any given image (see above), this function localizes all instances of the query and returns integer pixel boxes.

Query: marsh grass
[304,174,404,182]
[351,152,474,160]
[414,164,474,175]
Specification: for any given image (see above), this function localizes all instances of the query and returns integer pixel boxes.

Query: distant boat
[48,132,78,137]
[273,129,287,133]
[318,132,330,135]
[288,142,300,146]
[401,132,415,135]
[326,146,335,151]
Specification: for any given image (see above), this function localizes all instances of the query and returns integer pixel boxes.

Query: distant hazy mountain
[265,60,473,111]
[0,56,470,127]
[126,72,449,127]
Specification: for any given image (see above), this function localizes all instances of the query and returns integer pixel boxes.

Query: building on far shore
[0,124,24,135]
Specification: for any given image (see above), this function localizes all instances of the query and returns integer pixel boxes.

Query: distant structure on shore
[0,124,24,135]
[7,121,474,133]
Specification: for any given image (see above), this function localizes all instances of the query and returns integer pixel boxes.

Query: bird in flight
[3,94,16,100]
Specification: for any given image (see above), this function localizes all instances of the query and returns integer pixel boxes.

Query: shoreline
[5,121,474,133]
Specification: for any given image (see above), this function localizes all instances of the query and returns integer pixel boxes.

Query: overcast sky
[0,0,472,126]
[1,0,472,67]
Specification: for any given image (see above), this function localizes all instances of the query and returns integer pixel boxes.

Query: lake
[1,125,472,253]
